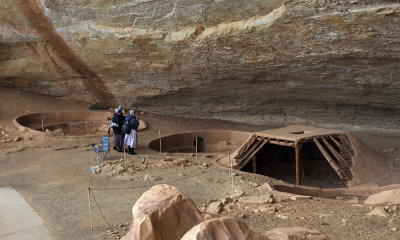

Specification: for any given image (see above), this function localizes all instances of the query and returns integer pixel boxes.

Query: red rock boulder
[181,217,270,240]
[121,184,208,240]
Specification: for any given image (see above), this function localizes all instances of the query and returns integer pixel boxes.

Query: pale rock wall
[1,0,400,128]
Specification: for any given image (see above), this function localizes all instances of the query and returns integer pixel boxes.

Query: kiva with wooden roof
[232,125,391,187]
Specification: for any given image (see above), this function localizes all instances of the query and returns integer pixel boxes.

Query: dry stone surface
[239,194,273,204]
[364,189,400,205]
[254,206,276,214]
[221,197,233,205]
[256,183,274,193]
[289,195,312,201]
[181,217,270,240]
[206,202,223,215]
[121,184,208,240]
[367,207,389,218]
[264,227,329,240]
[230,191,245,200]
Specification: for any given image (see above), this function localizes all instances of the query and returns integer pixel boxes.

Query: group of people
[111,106,139,155]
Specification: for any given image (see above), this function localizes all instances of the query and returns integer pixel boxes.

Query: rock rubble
[122,184,327,240]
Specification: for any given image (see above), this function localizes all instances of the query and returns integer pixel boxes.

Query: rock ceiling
[1,0,399,128]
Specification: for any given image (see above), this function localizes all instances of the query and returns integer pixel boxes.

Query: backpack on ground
[121,121,131,134]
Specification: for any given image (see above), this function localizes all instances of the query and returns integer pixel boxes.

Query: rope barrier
[91,189,113,231]
[88,150,235,234]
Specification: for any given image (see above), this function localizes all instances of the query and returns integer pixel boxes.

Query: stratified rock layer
[121,184,207,240]
[1,0,400,128]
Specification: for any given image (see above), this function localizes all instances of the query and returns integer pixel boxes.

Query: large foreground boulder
[264,227,329,240]
[181,217,270,240]
[121,184,208,240]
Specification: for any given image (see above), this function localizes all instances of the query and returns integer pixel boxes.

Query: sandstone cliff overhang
[2,1,400,129]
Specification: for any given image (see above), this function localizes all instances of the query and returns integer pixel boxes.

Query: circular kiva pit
[14,111,147,138]
[148,130,252,153]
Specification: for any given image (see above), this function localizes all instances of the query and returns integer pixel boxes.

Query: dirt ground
[1,87,400,240]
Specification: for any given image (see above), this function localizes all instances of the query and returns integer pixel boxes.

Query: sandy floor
[1,87,400,239]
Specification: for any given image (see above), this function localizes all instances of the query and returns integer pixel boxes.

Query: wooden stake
[195,137,198,162]
[301,148,305,177]
[231,157,234,194]
[159,130,162,154]
[87,187,93,231]
[123,146,127,169]
[96,145,99,164]
[295,142,302,186]
[252,156,257,174]
[41,119,44,140]
[228,149,231,178]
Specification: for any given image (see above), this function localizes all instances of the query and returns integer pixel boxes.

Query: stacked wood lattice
[234,132,355,185]
[235,135,296,169]
[234,135,268,169]
[313,134,354,185]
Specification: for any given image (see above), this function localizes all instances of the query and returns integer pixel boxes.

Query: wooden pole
[87,187,93,231]
[301,147,305,177]
[195,137,198,162]
[228,149,231,178]
[252,156,257,174]
[96,145,99,164]
[231,155,234,194]
[159,130,162,154]
[295,142,302,185]
[123,146,126,170]
[41,119,44,140]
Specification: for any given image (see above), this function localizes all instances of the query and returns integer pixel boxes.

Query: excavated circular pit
[14,111,147,138]
[148,130,251,153]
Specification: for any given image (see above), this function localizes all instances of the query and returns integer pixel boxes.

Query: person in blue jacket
[124,109,139,155]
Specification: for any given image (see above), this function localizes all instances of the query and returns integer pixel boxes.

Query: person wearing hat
[111,106,125,152]
[124,109,139,155]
